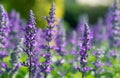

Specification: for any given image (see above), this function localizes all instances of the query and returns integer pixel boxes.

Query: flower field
[0,0,120,78]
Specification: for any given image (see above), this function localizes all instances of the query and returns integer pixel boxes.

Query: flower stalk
[77,24,92,78]
[42,2,56,78]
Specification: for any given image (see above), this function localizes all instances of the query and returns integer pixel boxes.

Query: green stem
[29,56,32,78]
[82,72,85,78]
[44,73,47,78]
[95,72,98,78]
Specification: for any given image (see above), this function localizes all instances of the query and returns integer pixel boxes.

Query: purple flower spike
[105,0,120,48]
[54,23,66,57]
[68,30,79,55]
[22,10,43,78]
[7,38,24,75]
[23,10,39,78]
[0,5,9,60]
[111,0,120,46]
[92,18,107,44]
[24,10,36,56]
[8,10,26,49]
[77,23,93,78]
[41,2,57,77]
[79,24,92,64]
[92,49,104,78]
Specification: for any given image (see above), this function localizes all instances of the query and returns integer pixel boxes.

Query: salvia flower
[105,6,113,43]
[0,38,24,75]
[7,38,24,75]
[0,5,9,60]
[77,23,92,78]
[41,2,57,77]
[104,0,120,68]
[92,18,107,45]
[67,30,80,65]
[68,30,79,55]
[92,49,104,78]
[8,10,26,49]
[0,5,9,76]
[22,10,39,78]
[104,50,118,67]
[52,22,67,77]
[54,23,66,57]
[108,0,120,48]
[108,50,118,57]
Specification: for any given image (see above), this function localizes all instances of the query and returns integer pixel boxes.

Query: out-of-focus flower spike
[92,49,104,77]
[54,21,66,57]
[111,0,120,47]
[0,5,9,59]
[0,5,9,77]
[41,2,57,77]
[8,10,26,49]
[8,38,24,74]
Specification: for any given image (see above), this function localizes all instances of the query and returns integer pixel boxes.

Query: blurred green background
[0,0,119,78]
[0,0,113,29]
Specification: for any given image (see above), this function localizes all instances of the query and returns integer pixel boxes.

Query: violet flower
[68,30,79,55]
[76,14,89,38]
[22,10,39,78]
[104,0,120,69]
[52,22,67,77]
[0,5,9,59]
[7,38,24,75]
[54,23,66,57]
[41,2,56,78]
[105,6,113,45]
[92,18,107,45]
[111,0,120,47]
[92,49,104,78]
[0,5,9,76]
[67,30,80,65]
[105,0,120,48]
[0,38,24,76]
[77,24,92,78]
[108,50,118,57]
[104,50,118,67]
[8,10,26,49]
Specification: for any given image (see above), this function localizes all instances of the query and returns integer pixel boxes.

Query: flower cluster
[0,0,120,78]
[112,0,120,47]
[92,18,107,44]
[105,0,120,48]
[8,10,26,49]
[92,49,104,77]
[0,5,9,76]
[68,30,79,55]
[1,38,24,75]
[22,10,39,78]
[54,23,66,57]
[77,24,93,77]
[0,5,9,60]
[41,2,56,75]
[8,38,24,74]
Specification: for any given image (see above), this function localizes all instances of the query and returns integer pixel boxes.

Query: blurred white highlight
[76,0,113,6]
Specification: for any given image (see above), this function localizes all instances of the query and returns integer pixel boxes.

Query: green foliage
[0,0,64,28]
